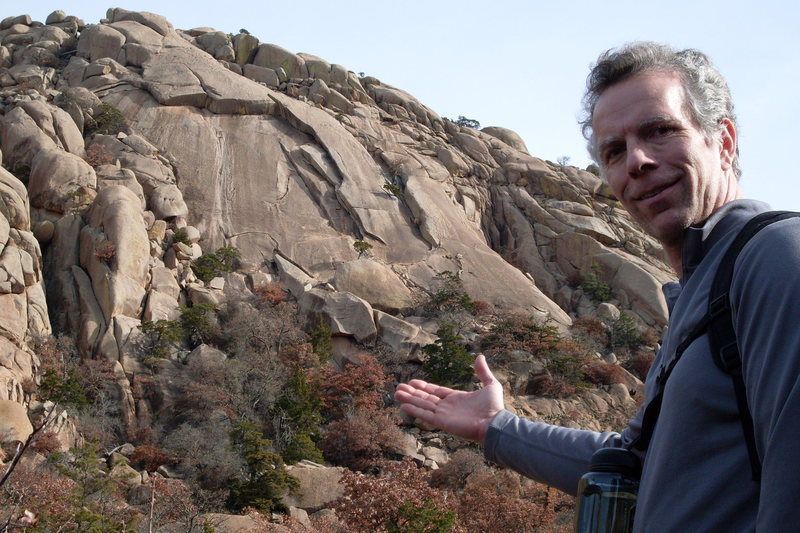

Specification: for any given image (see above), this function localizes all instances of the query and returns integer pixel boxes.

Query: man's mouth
[636,179,678,201]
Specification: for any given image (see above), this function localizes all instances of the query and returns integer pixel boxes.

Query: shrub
[227,421,299,513]
[281,431,324,465]
[548,352,590,392]
[192,246,241,283]
[274,368,323,464]
[479,313,562,358]
[180,303,217,348]
[454,115,480,129]
[319,407,404,471]
[609,312,643,353]
[333,458,454,532]
[83,144,115,167]
[38,369,89,409]
[457,469,557,533]
[387,500,456,533]
[94,240,116,263]
[254,282,286,306]
[316,353,390,420]
[625,349,655,380]
[130,444,176,472]
[172,228,190,245]
[383,183,405,198]
[583,361,626,386]
[31,431,62,456]
[87,103,129,135]
[430,448,487,490]
[581,264,613,302]
[426,271,476,315]
[309,319,332,364]
[571,316,609,350]
[353,240,373,257]
[139,319,184,362]
[422,324,473,389]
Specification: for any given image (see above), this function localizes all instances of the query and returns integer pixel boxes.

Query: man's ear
[718,118,737,172]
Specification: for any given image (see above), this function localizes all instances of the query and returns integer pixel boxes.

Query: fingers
[474,354,496,386]
[398,402,438,427]
[401,379,455,399]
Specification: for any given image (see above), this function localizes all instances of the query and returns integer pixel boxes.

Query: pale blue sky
[20,1,800,210]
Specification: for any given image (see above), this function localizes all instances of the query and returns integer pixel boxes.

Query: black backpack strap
[630,314,710,452]
[707,210,800,481]
[631,210,800,480]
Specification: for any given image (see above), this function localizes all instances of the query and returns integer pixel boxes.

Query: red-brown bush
[319,407,404,471]
[333,458,454,532]
[315,354,390,420]
[131,444,176,472]
[254,282,286,305]
[583,361,626,385]
[625,349,656,380]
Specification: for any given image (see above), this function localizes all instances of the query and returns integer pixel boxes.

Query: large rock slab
[332,259,413,313]
[298,288,377,344]
[28,148,96,213]
[282,462,345,510]
[0,399,32,442]
[80,186,149,322]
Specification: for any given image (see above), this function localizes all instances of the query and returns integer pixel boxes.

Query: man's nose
[626,142,657,176]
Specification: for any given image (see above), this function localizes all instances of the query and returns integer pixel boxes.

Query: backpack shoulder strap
[631,210,800,476]
[707,210,800,481]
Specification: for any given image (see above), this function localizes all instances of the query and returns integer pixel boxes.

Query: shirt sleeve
[483,407,643,495]
[731,219,800,531]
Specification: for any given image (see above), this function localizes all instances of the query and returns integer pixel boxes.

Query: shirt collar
[680,199,772,283]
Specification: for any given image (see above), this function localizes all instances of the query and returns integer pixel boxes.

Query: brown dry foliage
[625,349,656,380]
[314,353,390,420]
[94,240,116,262]
[457,469,558,533]
[430,448,488,490]
[571,316,609,348]
[583,361,626,385]
[319,407,405,471]
[131,444,177,472]
[254,282,287,305]
[333,458,455,532]
[83,143,115,167]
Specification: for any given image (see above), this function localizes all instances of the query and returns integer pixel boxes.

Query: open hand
[394,354,504,445]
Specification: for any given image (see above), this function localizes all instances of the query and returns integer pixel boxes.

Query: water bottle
[573,447,640,533]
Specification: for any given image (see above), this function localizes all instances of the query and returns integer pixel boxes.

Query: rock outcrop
[0,9,676,527]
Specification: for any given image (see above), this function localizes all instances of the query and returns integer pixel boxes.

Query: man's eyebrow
[597,136,622,156]
[597,115,679,155]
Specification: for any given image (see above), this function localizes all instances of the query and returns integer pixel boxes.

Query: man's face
[592,70,736,249]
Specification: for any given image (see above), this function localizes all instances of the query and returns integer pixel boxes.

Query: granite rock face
[0,9,674,472]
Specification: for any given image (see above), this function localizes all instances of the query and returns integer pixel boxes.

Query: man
[395,42,800,531]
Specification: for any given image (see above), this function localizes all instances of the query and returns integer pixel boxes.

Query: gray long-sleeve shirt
[484,200,800,532]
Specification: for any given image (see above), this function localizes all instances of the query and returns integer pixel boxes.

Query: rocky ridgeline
[0,8,673,530]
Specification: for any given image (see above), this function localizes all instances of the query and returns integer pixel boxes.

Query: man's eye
[603,147,623,164]
[654,125,674,136]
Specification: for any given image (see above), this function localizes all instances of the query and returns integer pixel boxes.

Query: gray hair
[581,42,740,179]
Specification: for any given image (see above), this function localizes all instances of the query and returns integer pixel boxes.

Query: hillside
[0,9,672,532]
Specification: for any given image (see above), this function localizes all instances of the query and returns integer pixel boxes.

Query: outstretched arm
[394,354,504,444]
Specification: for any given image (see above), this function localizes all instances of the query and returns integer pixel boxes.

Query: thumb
[474,354,496,386]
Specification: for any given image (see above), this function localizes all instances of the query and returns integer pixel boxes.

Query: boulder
[374,311,436,361]
[0,400,32,443]
[76,24,125,62]
[298,288,377,344]
[80,186,149,322]
[332,259,413,313]
[28,148,96,213]
[149,184,188,219]
[282,462,345,510]
[481,126,530,154]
